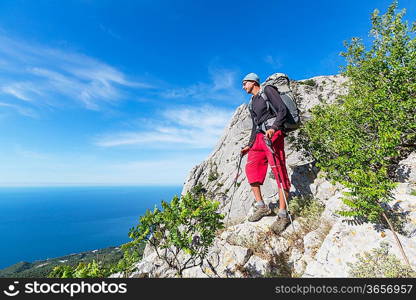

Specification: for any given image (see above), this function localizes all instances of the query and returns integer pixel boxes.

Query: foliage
[348,242,416,277]
[288,196,325,221]
[191,182,207,197]
[207,162,219,182]
[47,243,145,278]
[126,192,224,277]
[208,171,219,181]
[300,79,317,87]
[1,246,124,278]
[108,242,145,277]
[297,1,416,224]
[48,260,111,278]
[286,196,326,248]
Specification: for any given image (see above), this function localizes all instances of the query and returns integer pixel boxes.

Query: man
[241,72,291,234]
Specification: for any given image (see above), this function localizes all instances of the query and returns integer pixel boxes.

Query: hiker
[241,72,291,234]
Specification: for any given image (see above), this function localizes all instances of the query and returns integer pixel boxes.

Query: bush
[296,1,415,265]
[208,171,219,182]
[289,196,324,223]
[191,183,207,197]
[49,260,111,278]
[348,242,416,277]
[48,242,145,278]
[126,192,224,277]
[300,79,316,87]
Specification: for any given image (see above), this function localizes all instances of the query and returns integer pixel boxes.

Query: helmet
[242,73,260,85]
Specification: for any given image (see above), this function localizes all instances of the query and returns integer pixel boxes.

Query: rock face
[113,74,416,278]
[303,212,416,277]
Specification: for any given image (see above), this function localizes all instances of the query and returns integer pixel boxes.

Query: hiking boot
[247,205,271,222]
[271,215,290,234]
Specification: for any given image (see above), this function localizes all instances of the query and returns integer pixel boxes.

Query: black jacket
[247,85,287,147]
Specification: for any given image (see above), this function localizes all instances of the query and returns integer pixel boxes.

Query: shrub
[208,171,219,182]
[300,79,316,87]
[289,196,325,223]
[296,1,415,267]
[348,242,416,277]
[49,260,110,278]
[126,192,224,277]
[48,242,145,278]
[191,183,207,197]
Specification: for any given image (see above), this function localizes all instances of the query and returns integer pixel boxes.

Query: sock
[278,209,287,217]
[255,201,266,208]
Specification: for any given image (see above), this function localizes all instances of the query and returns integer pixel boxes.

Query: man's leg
[247,182,271,222]
[245,134,271,222]
[262,131,291,233]
[278,188,289,211]
[251,182,263,203]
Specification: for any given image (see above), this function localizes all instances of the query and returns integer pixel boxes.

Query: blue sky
[0,0,415,186]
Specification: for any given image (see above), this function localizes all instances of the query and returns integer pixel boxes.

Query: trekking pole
[264,135,295,232]
[225,153,243,225]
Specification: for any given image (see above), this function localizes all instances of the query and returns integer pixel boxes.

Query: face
[242,80,255,94]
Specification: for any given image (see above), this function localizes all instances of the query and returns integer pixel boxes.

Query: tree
[299,1,415,267]
[126,192,224,277]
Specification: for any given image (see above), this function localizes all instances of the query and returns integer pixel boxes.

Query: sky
[0,0,415,186]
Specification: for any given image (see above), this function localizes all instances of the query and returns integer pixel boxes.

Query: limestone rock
[302,220,416,277]
[242,255,271,277]
[396,152,416,184]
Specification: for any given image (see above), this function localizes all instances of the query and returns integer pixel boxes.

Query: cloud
[264,55,283,69]
[94,105,234,149]
[161,69,245,104]
[0,102,38,118]
[0,33,151,115]
[13,145,52,160]
[1,83,37,102]
[98,23,122,40]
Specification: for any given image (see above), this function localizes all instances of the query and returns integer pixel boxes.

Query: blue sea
[0,186,182,269]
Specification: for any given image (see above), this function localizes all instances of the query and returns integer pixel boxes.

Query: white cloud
[1,84,37,102]
[13,145,52,160]
[95,105,234,149]
[0,102,38,118]
[98,23,122,40]
[0,33,152,114]
[161,69,245,103]
[264,55,283,69]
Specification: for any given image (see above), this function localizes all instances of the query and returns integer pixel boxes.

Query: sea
[0,185,182,270]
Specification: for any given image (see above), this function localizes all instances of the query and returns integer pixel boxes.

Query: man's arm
[247,118,256,148]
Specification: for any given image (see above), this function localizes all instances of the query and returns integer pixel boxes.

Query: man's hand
[241,146,250,156]
[265,128,275,139]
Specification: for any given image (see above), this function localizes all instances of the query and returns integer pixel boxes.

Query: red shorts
[245,131,291,190]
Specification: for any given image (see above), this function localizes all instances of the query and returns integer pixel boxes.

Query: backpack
[249,73,300,133]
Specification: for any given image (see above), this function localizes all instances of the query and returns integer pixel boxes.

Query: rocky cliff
[111,74,416,278]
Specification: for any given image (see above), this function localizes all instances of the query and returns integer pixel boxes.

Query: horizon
[1,0,415,186]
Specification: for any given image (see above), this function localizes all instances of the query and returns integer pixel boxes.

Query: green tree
[48,260,111,278]
[126,192,224,277]
[298,1,415,267]
[48,242,145,278]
